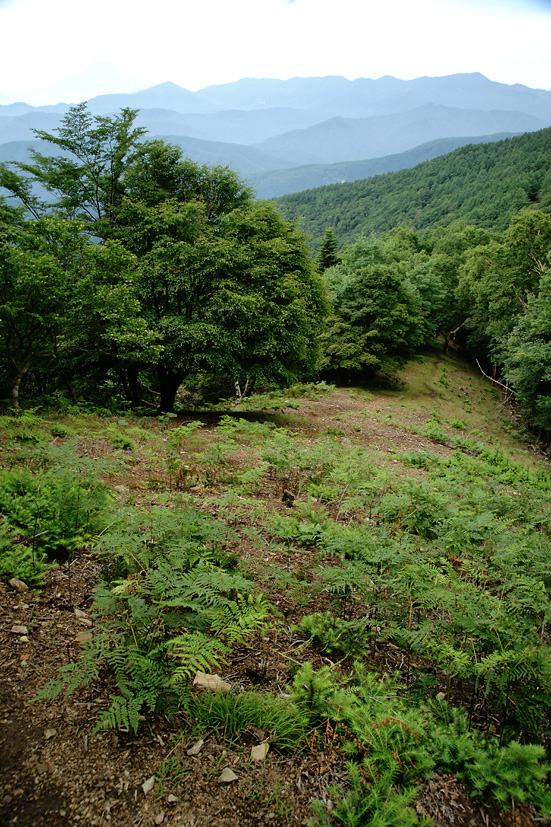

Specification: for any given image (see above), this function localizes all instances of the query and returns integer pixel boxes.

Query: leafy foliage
[0,105,327,410]
[0,438,112,585]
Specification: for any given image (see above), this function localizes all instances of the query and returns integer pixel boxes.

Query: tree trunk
[118,368,130,402]
[124,365,141,407]
[126,365,141,408]
[10,357,32,410]
[157,367,182,412]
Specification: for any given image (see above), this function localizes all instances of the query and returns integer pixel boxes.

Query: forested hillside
[276,128,551,247]
[252,132,517,198]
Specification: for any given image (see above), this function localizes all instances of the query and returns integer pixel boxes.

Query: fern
[167,633,228,683]
[92,695,143,735]
[208,592,269,644]
[38,495,266,734]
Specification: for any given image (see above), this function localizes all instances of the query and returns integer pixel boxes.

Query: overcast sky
[1,0,551,103]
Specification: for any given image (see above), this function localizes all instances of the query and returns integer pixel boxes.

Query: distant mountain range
[0,72,550,198]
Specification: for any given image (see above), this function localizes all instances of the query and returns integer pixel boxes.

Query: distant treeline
[276,128,551,249]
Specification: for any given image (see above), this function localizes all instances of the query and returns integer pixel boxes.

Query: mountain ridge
[1,72,550,197]
[274,127,551,246]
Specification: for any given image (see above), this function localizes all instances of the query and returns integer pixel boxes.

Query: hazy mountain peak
[22,62,145,107]
[1,71,550,201]
[146,81,190,92]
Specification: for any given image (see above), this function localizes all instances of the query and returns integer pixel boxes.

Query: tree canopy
[0,105,327,410]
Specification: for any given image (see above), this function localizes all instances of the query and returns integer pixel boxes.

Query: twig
[475,359,514,394]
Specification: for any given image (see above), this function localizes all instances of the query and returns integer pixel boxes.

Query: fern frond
[209,592,269,643]
[92,695,143,735]
[167,632,228,684]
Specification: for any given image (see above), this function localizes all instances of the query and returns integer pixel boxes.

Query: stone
[155,812,165,825]
[44,728,57,739]
[218,768,238,785]
[193,671,231,693]
[10,625,28,635]
[186,739,204,756]
[74,630,93,644]
[167,794,179,804]
[250,743,269,763]
[9,578,28,592]
[142,776,155,795]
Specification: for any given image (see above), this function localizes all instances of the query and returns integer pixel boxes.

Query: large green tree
[6,103,147,232]
[501,255,551,430]
[317,228,340,271]
[457,209,551,362]
[0,210,156,407]
[319,234,427,381]
[0,105,326,409]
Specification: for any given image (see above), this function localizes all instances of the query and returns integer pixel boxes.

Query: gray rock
[186,739,204,756]
[9,578,28,592]
[142,776,156,795]
[218,768,238,784]
[250,743,269,763]
[193,671,231,693]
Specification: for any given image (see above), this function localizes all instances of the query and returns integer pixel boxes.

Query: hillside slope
[1,351,549,827]
[252,132,518,197]
[276,127,551,247]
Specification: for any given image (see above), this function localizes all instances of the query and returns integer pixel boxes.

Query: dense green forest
[1,109,551,441]
[276,128,551,248]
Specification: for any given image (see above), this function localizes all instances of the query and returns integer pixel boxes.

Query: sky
[1,0,551,104]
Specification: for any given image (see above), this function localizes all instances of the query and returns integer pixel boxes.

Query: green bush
[0,458,112,585]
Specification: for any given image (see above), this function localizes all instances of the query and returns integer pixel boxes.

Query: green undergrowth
[2,366,551,822]
[0,418,115,585]
[35,499,270,735]
[385,350,536,462]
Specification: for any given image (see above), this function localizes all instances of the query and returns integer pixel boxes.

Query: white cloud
[1,0,550,101]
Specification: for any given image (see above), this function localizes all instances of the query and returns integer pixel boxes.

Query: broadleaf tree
[0,209,159,408]
[0,105,327,409]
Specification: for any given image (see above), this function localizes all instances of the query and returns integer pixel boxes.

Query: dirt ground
[0,380,546,827]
